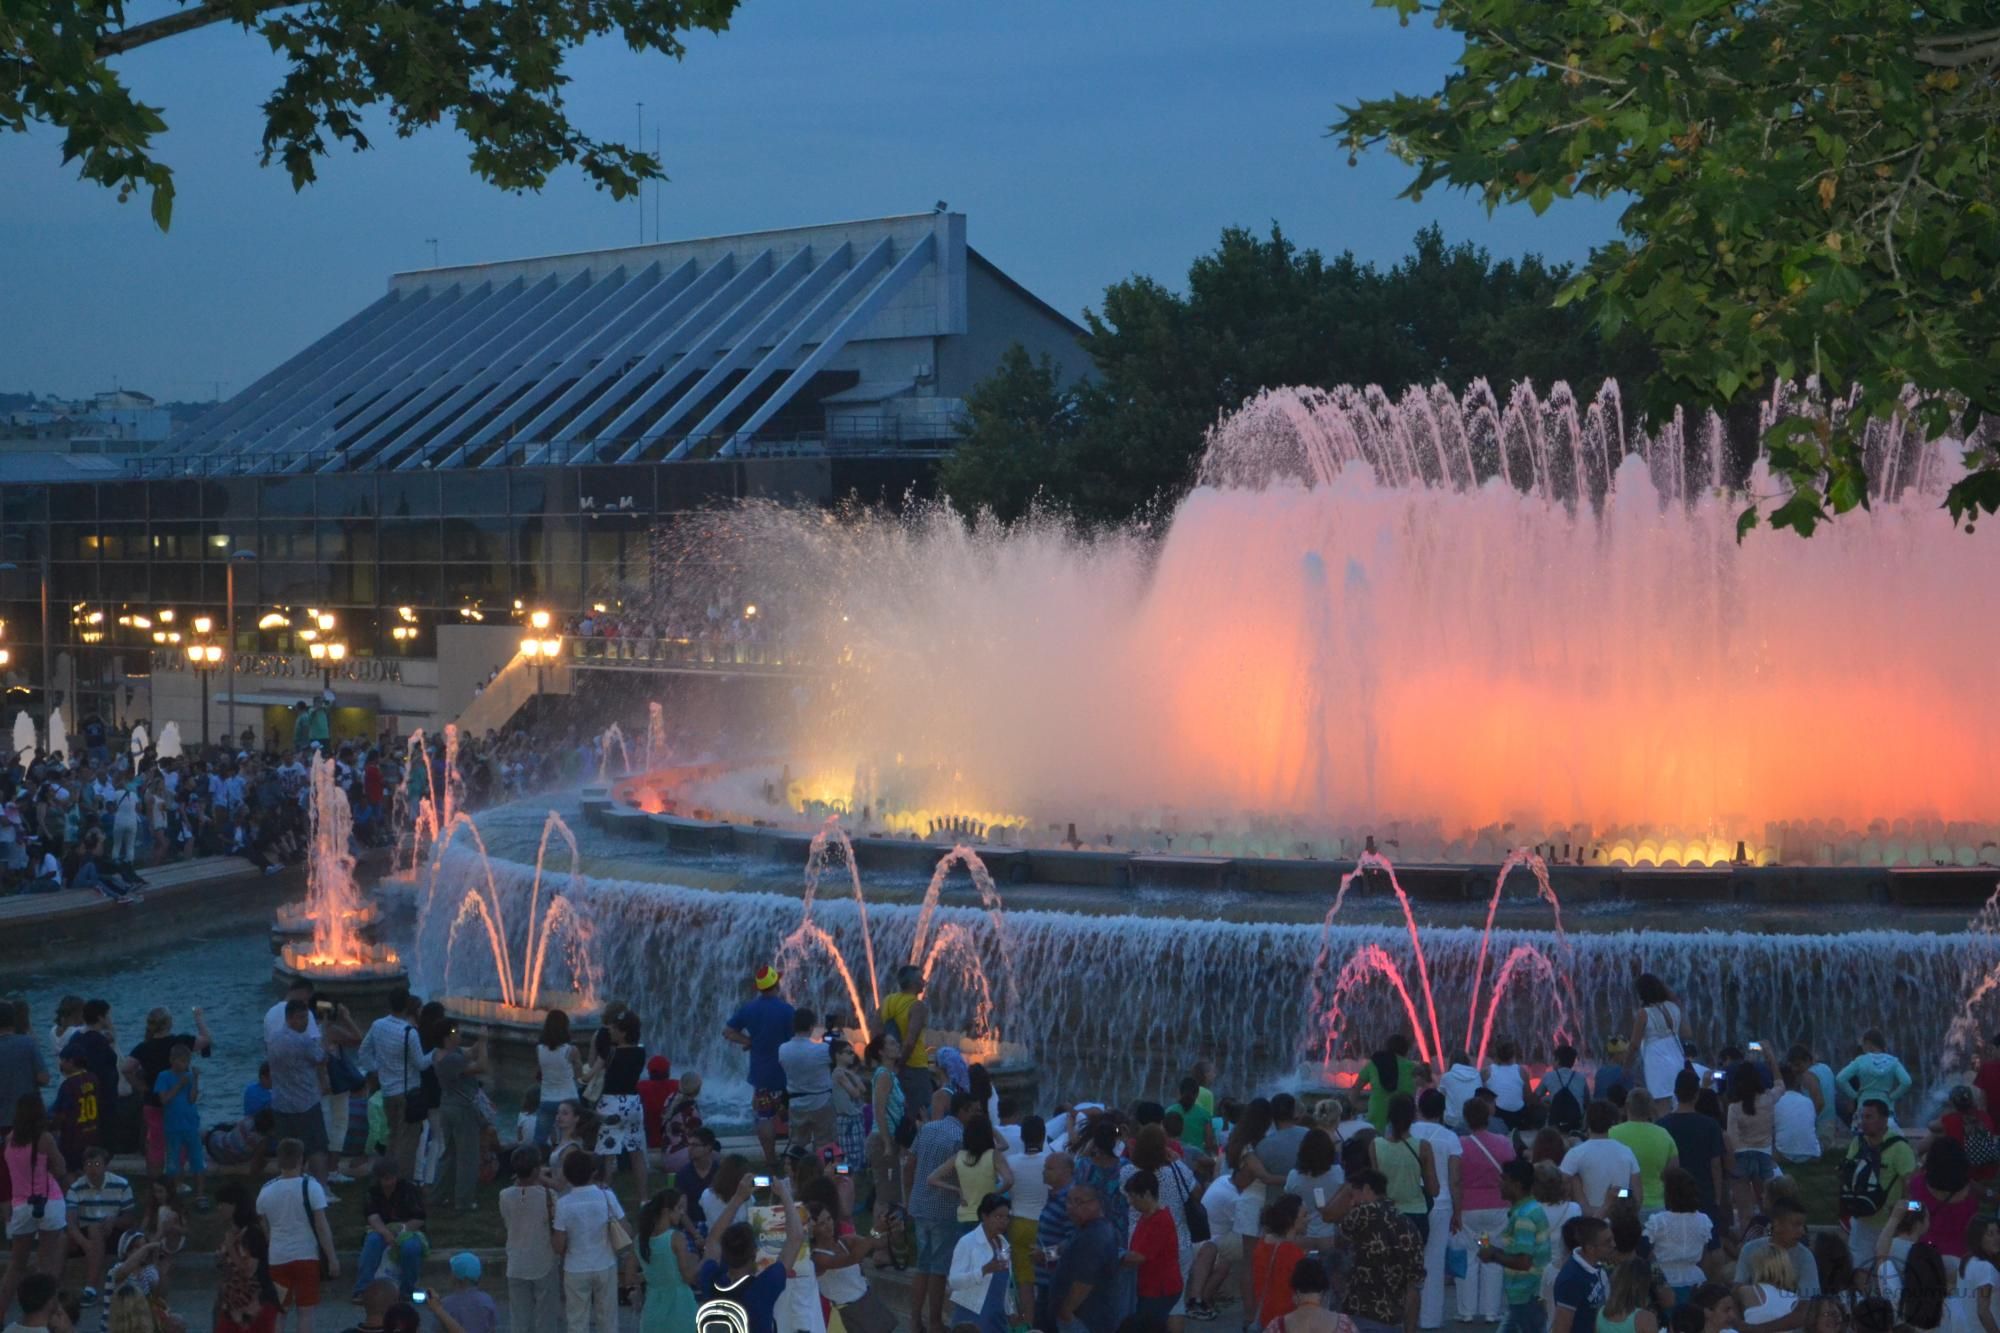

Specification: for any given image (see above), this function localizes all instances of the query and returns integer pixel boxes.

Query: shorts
[164,1123,206,1174]
[917,1219,968,1275]
[271,1258,322,1308]
[753,1088,785,1123]
[1212,1231,1244,1263]
[7,1197,67,1237]
[1735,1149,1777,1182]
[273,1108,329,1157]
[595,1094,645,1155]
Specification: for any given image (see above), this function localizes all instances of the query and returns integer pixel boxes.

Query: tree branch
[95,1,296,57]
[1914,31,2000,66]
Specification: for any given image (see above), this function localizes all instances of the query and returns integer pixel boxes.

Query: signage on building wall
[150,650,404,684]
[579,494,637,512]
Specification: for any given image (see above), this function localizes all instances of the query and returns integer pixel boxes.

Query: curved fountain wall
[412,847,2000,1109]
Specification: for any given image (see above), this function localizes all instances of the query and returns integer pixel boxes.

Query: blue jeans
[354,1231,426,1297]
[1500,1300,1548,1333]
[535,1099,563,1147]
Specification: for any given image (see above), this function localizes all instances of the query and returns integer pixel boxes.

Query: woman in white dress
[1948,1218,2000,1333]
[1629,974,1689,1101]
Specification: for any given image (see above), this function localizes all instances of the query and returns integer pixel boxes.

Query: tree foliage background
[1332,0,2000,535]
[942,224,1654,526]
[0,0,739,228]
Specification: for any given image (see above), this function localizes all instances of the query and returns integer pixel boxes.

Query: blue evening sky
[0,1,1621,401]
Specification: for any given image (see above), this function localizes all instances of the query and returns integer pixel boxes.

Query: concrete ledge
[1130,854,1238,892]
[1023,849,1131,888]
[1888,866,1998,907]
[0,856,303,968]
[648,811,735,854]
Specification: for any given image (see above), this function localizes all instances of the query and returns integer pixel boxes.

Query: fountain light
[192,615,212,635]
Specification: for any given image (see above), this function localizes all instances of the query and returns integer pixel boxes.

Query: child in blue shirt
[153,1043,209,1211]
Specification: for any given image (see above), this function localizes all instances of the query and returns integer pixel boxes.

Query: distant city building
[2,388,173,452]
[0,212,1085,745]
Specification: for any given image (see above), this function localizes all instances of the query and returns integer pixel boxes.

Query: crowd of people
[0,712,627,896]
[0,941,1992,1333]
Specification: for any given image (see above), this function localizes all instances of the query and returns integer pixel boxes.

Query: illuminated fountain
[416,811,603,1093]
[1308,849,1578,1085]
[274,757,406,1003]
[129,723,148,756]
[156,721,182,760]
[10,713,32,764]
[620,377,1999,869]
[46,707,66,760]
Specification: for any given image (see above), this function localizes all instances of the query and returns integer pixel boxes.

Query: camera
[753,1175,773,1189]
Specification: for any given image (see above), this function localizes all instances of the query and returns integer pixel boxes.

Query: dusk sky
[0,1,1623,402]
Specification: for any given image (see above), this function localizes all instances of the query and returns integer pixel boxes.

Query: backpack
[1840,1133,1907,1217]
[1965,1120,2000,1169]
[1545,1069,1586,1134]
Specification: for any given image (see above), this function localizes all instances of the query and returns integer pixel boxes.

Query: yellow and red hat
[754,966,781,991]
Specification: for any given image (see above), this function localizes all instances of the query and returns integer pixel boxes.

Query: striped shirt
[69,1171,135,1226]
[1036,1185,1075,1287]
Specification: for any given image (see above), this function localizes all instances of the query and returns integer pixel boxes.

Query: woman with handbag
[1371,1093,1440,1243]
[809,1198,896,1333]
[0,1093,67,1319]
[551,1147,634,1333]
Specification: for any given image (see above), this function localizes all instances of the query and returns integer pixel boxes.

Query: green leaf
[1735,504,1759,541]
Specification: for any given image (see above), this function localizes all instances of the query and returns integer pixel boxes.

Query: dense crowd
[0,945,1991,1333]
[0,715,620,897]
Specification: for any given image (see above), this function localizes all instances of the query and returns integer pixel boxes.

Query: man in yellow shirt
[876,965,934,1134]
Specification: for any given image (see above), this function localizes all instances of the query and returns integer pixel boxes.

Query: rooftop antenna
[635,101,645,245]
[654,125,662,244]
[425,237,439,268]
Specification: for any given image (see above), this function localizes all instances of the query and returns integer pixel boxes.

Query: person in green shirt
[1478,1157,1552,1333]
[1354,1034,1426,1131]
[1172,1076,1215,1155]
[1606,1089,1680,1211]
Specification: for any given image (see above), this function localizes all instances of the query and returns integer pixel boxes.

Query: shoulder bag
[604,1186,633,1254]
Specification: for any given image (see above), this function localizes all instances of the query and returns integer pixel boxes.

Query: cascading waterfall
[412,842,2000,1110]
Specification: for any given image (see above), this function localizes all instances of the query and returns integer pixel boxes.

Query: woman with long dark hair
[1354,1034,1421,1131]
[928,1115,1014,1223]
[1630,974,1689,1101]
[1370,1093,1439,1241]
[535,1008,583,1148]
[634,1188,697,1333]
[0,1093,66,1318]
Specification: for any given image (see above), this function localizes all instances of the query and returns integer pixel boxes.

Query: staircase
[453,653,571,736]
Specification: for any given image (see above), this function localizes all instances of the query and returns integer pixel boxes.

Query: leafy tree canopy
[943,224,1652,526]
[0,0,739,230]
[1332,0,2000,535]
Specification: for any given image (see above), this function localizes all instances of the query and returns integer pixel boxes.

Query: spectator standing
[722,969,794,1168]
[551,1147,633,1333]
[1052,1185,1123,1333]
[0,1006,48,1137]
[267,1002,329,1182]
[910,1091,976,1333]
[498,1147,561,1333]
[1335,1168,1427,1333]
[255,1137,339,1333]
[358,990,431,1179]
[777,1009,836,1154]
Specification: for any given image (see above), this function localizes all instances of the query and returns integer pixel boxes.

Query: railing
[563,635,821,675]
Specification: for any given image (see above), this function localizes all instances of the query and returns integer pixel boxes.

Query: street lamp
[519,626,563,702]
[225,550,255,748]
[189,641,225,749]
[307,636,347,695]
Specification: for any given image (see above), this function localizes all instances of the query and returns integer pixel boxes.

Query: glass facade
[0,456,936,722]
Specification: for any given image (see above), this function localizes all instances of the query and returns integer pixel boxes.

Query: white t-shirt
[263,1001,320,1044]
[553,1185,627,1273]
[1441,1064,1484,1126]
[1487,1064,1527,1112]
[1774,1090,1821,1160]
[1951,1256,1999,1333]
[1008,1147,1050,1220]
[1559,1137,1641,1210]
[499,1183,558,1280]
[256,1173,329,1265]
[1232,1179,1265,1238]
[536,1043,580,1103]
[1410,1121,1462,1204]
[1202,1174,1241,1245]
[1645,1209,1715,1286]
